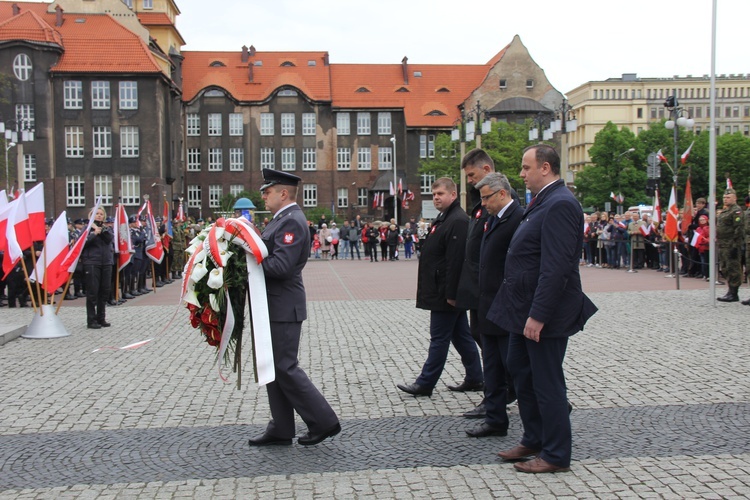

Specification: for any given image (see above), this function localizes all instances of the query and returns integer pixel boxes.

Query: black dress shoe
[131,290,142,296]
[76,292,86,298]
[107,299,117,306]
[248,433,292,447]
[466,422,508,437]
[99,321,111,327]
[447,380,484,392]
[123,293,135,299]
[87,322,101,329]
[64,295,77,301]
[397,382,433,397]
[462,403,487,419]
[297,422,341,446]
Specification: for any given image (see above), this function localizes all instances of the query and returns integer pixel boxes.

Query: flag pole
[19,258,39,314]
[55,274,74,315]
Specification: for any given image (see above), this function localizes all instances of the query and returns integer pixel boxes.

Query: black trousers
[85,264,112,324]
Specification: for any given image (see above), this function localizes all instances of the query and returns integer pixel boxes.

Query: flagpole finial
[143,194,150,201]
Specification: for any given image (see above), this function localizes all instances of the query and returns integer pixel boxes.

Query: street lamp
[390,136,398,226]
[4,141,16,193]
[664,95,695,186]
[451,100,492,210]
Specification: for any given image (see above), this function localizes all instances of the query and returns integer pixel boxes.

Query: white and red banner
[657,149,668,163]
[113,203,133,271]
[664,186,679,242]
[30,211,69,292]
[24,182,45,242]
[139,200,164,264]
[680,141,694,165]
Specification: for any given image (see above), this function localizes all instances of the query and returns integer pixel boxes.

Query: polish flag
[3,199,28,278]
[727,178,733,190]
[653,189,661,225]
[24,183,45,242]
[389,181,395,196]
[681,177,693,237]
[113,203,133,271]
[0,203,16,277]
[142,200,164,263]
[664,186,679,242]
[0,190,7,209]
[372,193,378,209]
[57,198,102,288]
[30,211,69,292]
[680,141,694,165]
[656,149,668,163]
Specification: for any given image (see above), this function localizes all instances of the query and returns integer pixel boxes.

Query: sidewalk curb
[0,324,27,346]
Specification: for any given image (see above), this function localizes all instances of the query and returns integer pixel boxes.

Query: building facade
[566,73,750,174]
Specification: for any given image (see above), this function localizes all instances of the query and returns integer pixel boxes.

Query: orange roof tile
[182,51,333,103]
[137,12,173,26]
[0,2,50,19]
[0,9,62,46]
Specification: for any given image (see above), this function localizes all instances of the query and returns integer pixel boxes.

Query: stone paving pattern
[0,259,748,498]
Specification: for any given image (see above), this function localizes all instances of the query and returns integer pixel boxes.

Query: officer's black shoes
[463,403,487,419]
[99,321,111,327]
[297,422,341,446]
[465,422,508,438]
[397,382,433,397]
[87,322,101,329]
[247,432,292,447]
[717,287,739,302]
[447,380,484,392]
[742,297,750,306]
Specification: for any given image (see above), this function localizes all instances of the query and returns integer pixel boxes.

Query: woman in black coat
[81,207,114,329]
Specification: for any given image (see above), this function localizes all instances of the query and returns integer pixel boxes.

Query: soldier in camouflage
[716,188,745,302]
[743,193,750,305]
[171,218,186,279]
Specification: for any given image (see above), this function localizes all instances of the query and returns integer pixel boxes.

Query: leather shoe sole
[513,457,570,473]
[397,383,433,397]
[447,381,484,392]
[498,444,541,461]
[466,423,508,437]
[297,423,341,446]
[248,433,293,446]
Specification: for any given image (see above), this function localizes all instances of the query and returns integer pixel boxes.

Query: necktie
[526,196,538,211]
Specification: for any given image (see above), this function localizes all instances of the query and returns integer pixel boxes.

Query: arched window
[13,54,32,81]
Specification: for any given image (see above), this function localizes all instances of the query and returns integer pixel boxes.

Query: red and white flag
[379,192,385,208]
[176,199,186,222]
[664,186,679,242]
[24,182,45,242]
[30,211,69,292]
[7,181,21,201]
[681,177,693,237]
[3,198,29,278]
[727,177,733,190]
[653,189,661,224]
[656,149,668,163]
[56,198,102,288]
[113,203,133,271]
[141,200,164,263]
[398,178,403,195]
[0,190,7,209]
[389,181,395,196]
[680,141,694,165]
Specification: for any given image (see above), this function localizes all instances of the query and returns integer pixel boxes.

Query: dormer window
[436,87,450,93]
[308,60,316,66]
[204,90,224,97]
[278,89,298,96]
[413,71,422,77]
[396,87,410,93]
[356,87,371,93]
[210,61,226,67]
[281,61,296,67]
[143,0,153,9]
[254,61,263,66]
[13,53,32,81]
[427,110,446,116]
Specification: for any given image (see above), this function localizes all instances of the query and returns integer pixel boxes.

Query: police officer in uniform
[716,188,745,302]
[248,169,340,447]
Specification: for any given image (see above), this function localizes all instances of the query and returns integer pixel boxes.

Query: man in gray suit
[248,169,340,447]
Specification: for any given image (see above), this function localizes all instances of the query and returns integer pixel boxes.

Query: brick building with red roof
[0,0,564,222]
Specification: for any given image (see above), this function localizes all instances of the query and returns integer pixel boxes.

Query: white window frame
[229,148,244,171]
[13,53,32,81]
[186,113,200,136]
[357,147,371,170]
[143,0,153,8]
[378,147,392,170]
[64,81,83,109]
[187,185,201,208]
[260,147,275,169]
[66,175,85,207]
[377,112,392,135]
[302,148,316,171]
[357,112,371,135]
[120,175,140,206]
[94,175,113,206]
[187,148,201,171]
[260,113,274,135]
[230,184,244,196]
[337,187,349,208]
[208,148,223,171]
[118,81,138,110]
[336,113,350,135]
[427,134,435,158]
[281,113,295,136]
[421,174,435,194]
[15,104,34,130]
[208,113,222,136]
[303,184,317,207]
[65,126,84,158]
[91,81,110,109]
[208,184,222,208]
[337,147,351,171]
[23,154,36,182]
[120,126,139,157]
[357,187,368,207]
[302,113,316,135]
[93,126,112,158]
[281,147,296,171]
[229,113,243,136]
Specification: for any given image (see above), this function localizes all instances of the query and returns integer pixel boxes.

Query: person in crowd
[604,216,618,269]
[402,222,415,260]
[340,220,351,259]
[692,214,710,280]
[716,188,745,302]
[81,206,114,329]
[491,145,597,474]
[329,222,340,260]
[307,221,317,257]
[312,233,321,259]
[319,223,332,260]
[386,223,400,261]
[171,218,186,279]
[397,177,483,398]
[628,213,646,269]
[72,218,87,297]
[248,168,340,447]
[364,222,379,262]
[416,218,429,258]
[464,171,524,438]
[379,222,389,262]
[349,218,362,260]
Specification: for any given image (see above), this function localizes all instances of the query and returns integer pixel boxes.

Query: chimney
[241,45,249,63]
[55,5,63,27]
[323,52,329,66]
[248,45,256,57]
[12,3,20,16]
[248,64,254,83]
[401,56,409,85]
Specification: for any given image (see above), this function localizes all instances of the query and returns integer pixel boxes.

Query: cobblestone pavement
[1,259,749,498]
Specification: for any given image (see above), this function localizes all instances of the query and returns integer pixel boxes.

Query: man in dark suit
[490,145,597,473]
[248,169,340,447]
[465,172,523,438]
[397,177,483,397]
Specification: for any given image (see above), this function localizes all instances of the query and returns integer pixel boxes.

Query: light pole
[390,136,398,226]
[451,100,491,210]
[4,141,16,193]
[664,96,694,187]
[1,117,35,194]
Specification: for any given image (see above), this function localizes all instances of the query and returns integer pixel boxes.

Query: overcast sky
[175,0,749,95]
